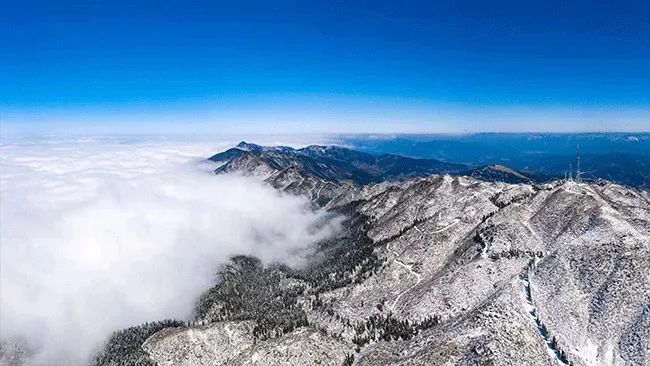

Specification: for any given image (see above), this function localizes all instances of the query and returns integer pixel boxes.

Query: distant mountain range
[340,133,650,188]
[209,141,468,185]
[208,142,535,193]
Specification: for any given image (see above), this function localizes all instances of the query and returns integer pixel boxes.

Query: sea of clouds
[0,135,339,365]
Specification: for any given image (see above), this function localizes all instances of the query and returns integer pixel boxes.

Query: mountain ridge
[209,142,535,201]
[209,141,470,185]
[83,143,650,366]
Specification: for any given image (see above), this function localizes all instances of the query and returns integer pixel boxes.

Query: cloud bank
[0,136,339,365]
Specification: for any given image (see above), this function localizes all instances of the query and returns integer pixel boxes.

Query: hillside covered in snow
[81,143,650,365]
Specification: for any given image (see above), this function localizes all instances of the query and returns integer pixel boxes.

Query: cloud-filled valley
[0,136,339,365]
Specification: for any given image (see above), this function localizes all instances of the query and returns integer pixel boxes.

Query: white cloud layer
[0,136,338,365]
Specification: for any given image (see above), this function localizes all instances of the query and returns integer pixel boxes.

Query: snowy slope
[91,143,650,366]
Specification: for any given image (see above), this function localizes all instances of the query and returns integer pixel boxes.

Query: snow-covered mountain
[88,143,650,366]
[209,141,468,184]
[208,142,531,206]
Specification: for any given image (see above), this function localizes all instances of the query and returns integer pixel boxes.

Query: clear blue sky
[2,0,649,135]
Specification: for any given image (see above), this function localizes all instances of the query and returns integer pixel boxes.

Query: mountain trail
[386,219,459,311]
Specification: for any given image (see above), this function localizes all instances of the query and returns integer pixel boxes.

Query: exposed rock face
[91,143,650,366]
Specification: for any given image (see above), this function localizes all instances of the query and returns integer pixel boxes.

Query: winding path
[386,219,459,311]
[386,240,422,311]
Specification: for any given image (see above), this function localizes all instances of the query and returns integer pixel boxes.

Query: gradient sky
[2,0,649,135]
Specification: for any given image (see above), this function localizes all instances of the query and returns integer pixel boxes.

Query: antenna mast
[575,143,581,183]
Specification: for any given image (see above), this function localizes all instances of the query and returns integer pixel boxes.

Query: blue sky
[2,0,649,134]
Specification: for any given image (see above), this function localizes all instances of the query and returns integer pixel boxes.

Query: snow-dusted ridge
[86,143,650,366]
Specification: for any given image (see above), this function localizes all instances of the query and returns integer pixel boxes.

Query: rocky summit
[91,142,650,366]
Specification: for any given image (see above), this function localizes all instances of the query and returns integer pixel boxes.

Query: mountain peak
[236,141,259,151]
